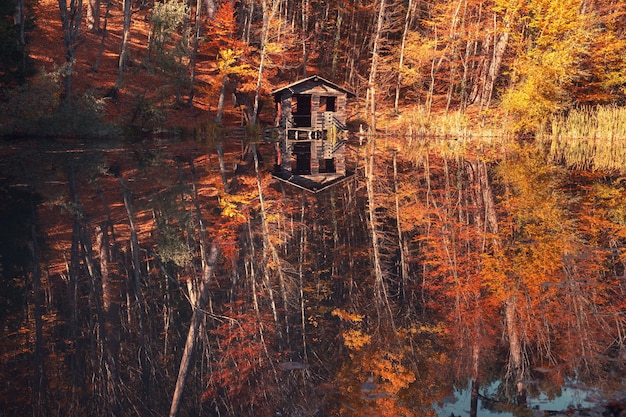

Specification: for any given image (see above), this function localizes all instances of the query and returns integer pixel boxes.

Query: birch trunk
[394,0,414,113]
[115,0,132,90]
[251,0,280,125]
[479,17,508,111]
[367,0,386,132]
[168,243,219,417]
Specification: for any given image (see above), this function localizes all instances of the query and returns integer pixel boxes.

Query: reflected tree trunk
[29,198,46,417]
[505,297,527,404]
[252,144,289,340]
[169,243,219,417]
[96,224,122,415]
[66,166,82,404]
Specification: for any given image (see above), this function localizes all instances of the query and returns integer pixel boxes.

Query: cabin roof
[271,75,356,98]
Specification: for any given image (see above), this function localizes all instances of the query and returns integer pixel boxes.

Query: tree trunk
[66,166,82,401]
[479,16,508,111]
[505,297,527,404]
[96,224,122,415]
[92,0,112,72]
[57,0,83,105]
[252,144,289,339]
[29,198,46,417]
[168,243,219,417]
[330,6,342,79]
[87,0,100,32]
[187,0,203,106]
[215,76,228,123]
[215,143,229,193]
[394,0,414,113]
[116,173,150,400]
[364,137,395,326]
[115,0,132,90]
[251,0,279,125]
[367,0,386,132]
[393,152,409,299]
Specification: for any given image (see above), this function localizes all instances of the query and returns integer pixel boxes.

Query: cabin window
[320,96,336,112]
[291,94,312,127]
[319,158,336,174]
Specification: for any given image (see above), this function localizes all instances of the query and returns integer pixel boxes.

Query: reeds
[539,105,626,172]
[396,106,511,161]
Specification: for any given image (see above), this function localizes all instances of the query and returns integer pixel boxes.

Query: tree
[57,0,83,105]
[0,0,35,84]
[500,0,593,133]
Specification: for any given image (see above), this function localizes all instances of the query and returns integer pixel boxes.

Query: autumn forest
[1,0,626,416]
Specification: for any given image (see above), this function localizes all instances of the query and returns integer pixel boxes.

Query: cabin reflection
[268,75,355,192]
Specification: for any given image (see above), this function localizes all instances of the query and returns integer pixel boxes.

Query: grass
[539,105,626,172]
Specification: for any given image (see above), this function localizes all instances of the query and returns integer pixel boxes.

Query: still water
[0,136,624,416]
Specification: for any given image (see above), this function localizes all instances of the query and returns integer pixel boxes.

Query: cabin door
[292,94,312,127]
[292,142,311,175]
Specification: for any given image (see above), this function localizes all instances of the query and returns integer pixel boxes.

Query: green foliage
[130,92,167,128]
[148,0,190,101]
[0,69,119,138]
[0,0,36,84]
[156,222,192,267]
[149,0,188,58]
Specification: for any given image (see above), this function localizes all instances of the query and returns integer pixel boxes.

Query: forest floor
[29,0,250,131]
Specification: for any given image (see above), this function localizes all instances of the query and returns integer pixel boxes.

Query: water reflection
[0,136,624,416]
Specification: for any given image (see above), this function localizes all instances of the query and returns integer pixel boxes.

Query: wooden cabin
[270,75,355,189]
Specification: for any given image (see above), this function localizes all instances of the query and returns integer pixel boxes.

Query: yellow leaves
[216,48,254,78]
[333,309,370,350]
[342,329,372,351]
[370,353,416,392]
[218,194,249,221]
[332,308,364,323]
[501,0,593,133]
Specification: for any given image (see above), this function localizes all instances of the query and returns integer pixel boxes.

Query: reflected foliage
[0,135,624,416]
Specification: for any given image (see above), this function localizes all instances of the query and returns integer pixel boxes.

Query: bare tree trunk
[252,144,289,339]
[87,0,100,32]
[469,340,480,417]
[215,143,229,193]
[330,6,342,79]
[251,0,280,125]
[116,173,151,401]
[57,0,83,105]
[215,76,228,123]
[187,0,203,106]
[29,198,47,417]
[92,0,112,72]
[298,191,308,361]
[479,15,508,111]
[394,0,414,113]
[505,297,527,404]
[364,137,395,326]
[116,174,143,307]
[66,166,82,402]
[96,224,122,415]
[367,0,386,132]
[115,0,132,90]
[168,243,219,417]
[393,152,409,299]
